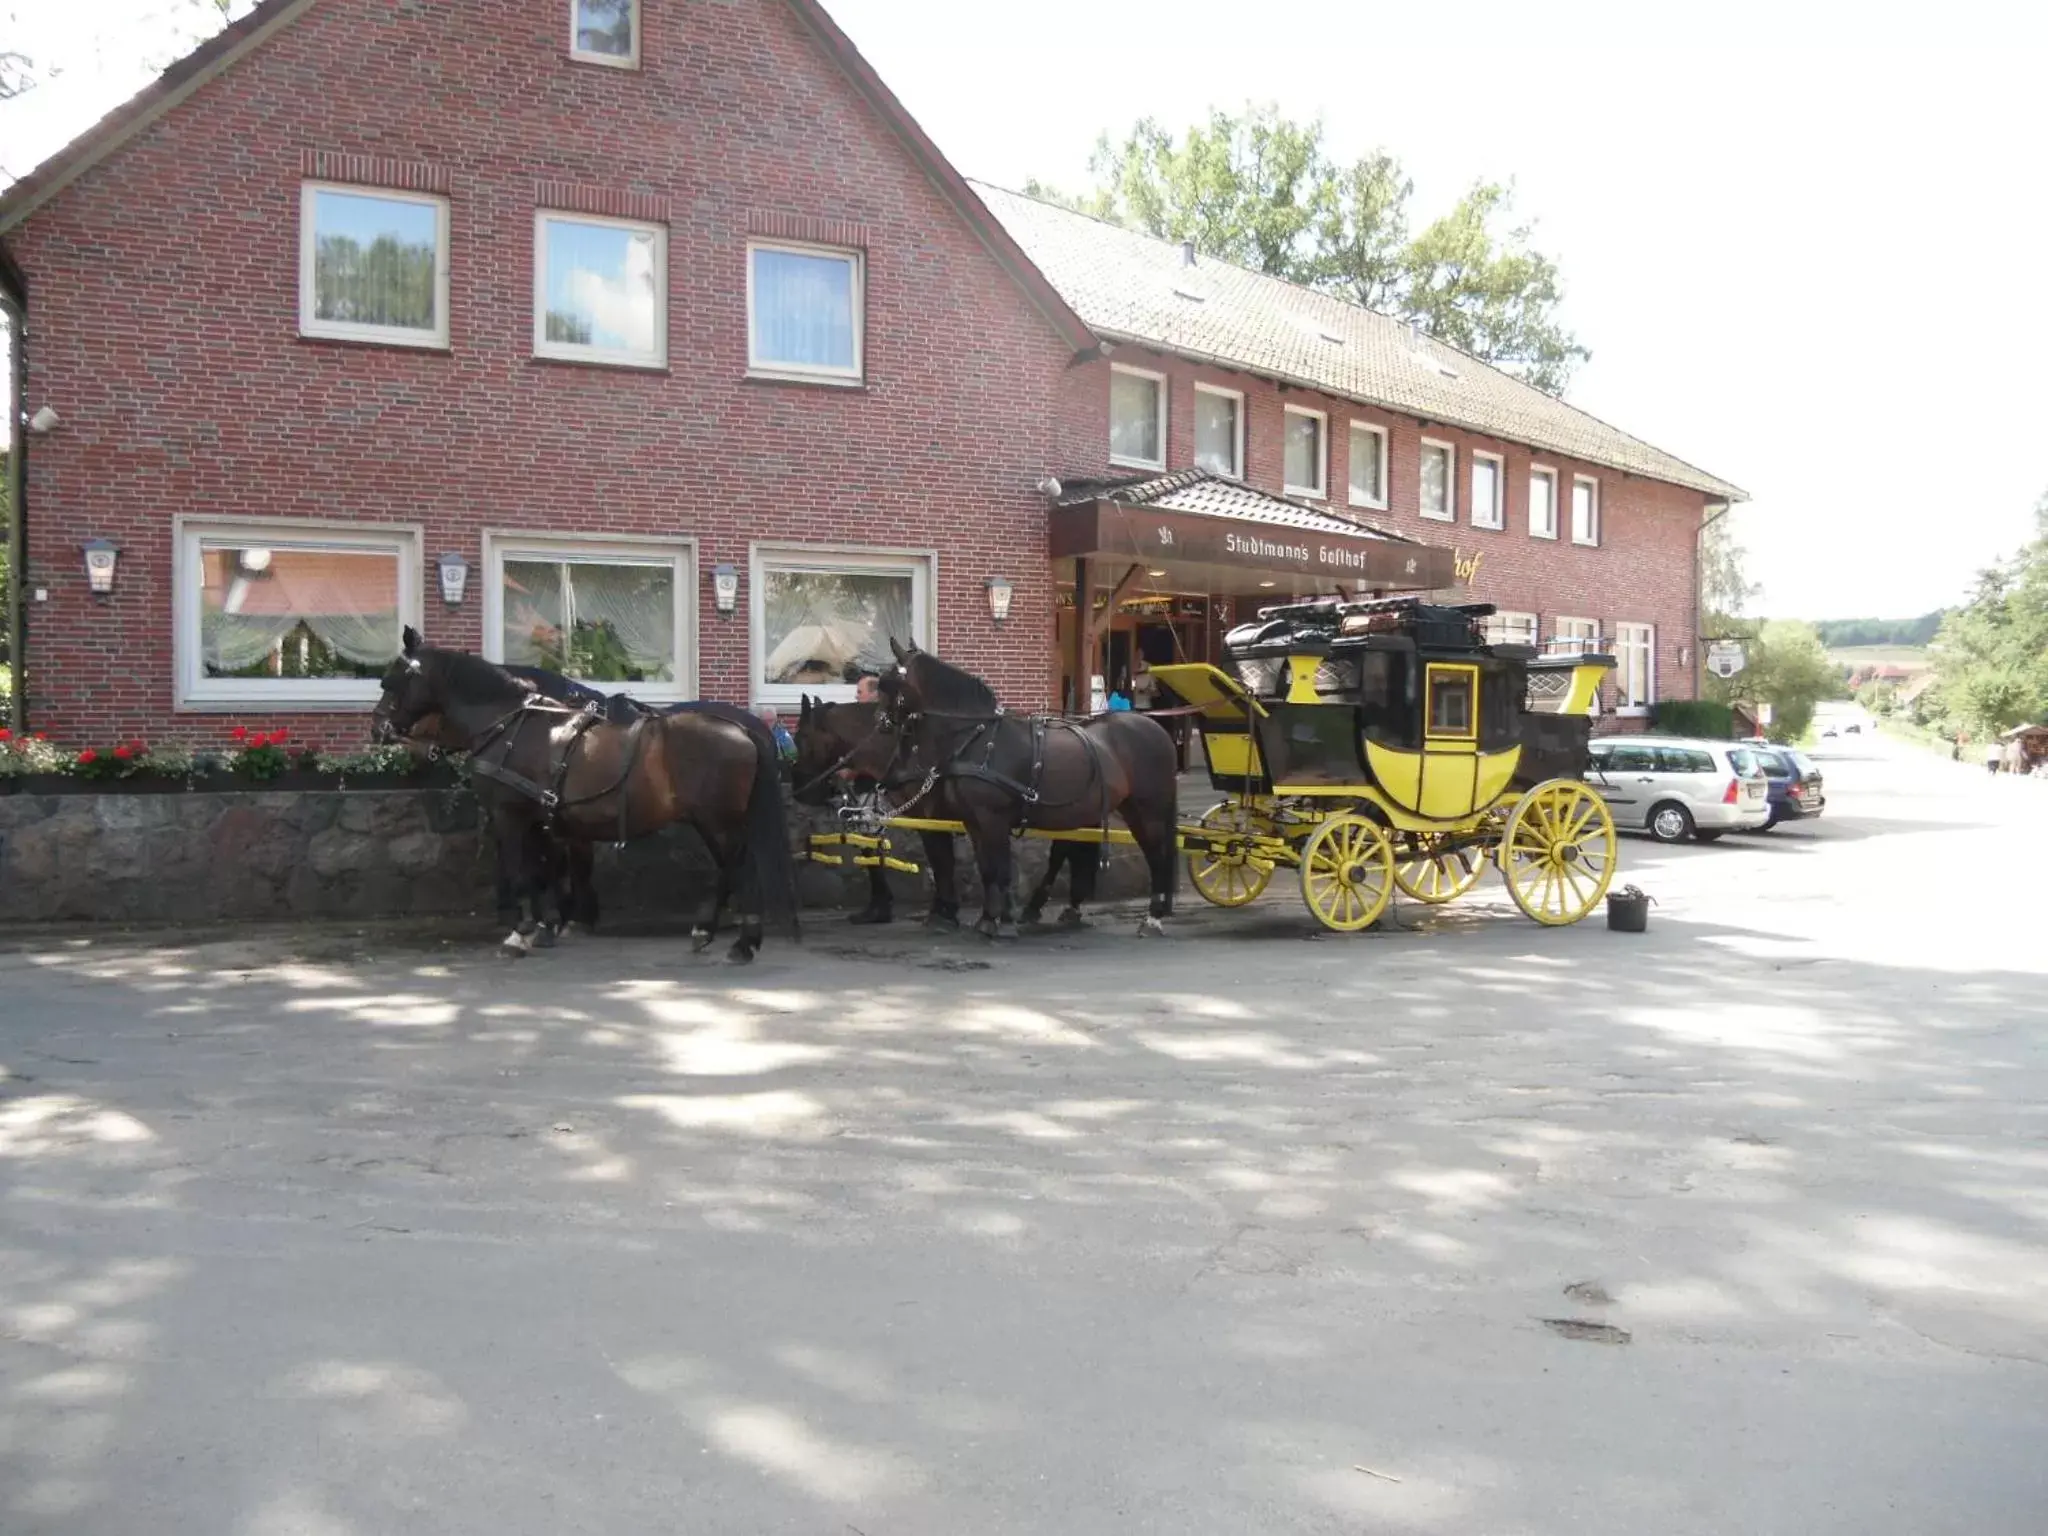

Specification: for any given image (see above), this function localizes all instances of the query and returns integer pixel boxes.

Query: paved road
[4,730,2047,1534]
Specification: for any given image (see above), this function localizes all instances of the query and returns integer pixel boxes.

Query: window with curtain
[748,243,862,379]
[753,553,930,703]
[177,523,417,706]
[1349,423,1387,507]
[1193,386,1241,476]
[573,0,637,62]
[1283,407,1325,497]
[300,185,448,347]
[1529,467,1558,538]
[1109,367,1165,467]
[1615,622,1654,711]
[1572,476,1601,545]
[498,555,680,685]
[534,213,665,366]
[1471,453,1504,529]
[1420,440,1454,520]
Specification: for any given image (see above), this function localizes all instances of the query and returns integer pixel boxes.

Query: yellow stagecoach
[1157,596,1618,932]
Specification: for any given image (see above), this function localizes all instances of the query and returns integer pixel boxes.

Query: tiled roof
[975,182,1746,502]
[1057,468,1422,542]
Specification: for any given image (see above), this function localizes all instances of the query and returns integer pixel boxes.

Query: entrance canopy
[1049,469,1456,597]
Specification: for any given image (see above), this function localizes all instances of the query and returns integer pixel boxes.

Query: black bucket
[1607,885,1654,933]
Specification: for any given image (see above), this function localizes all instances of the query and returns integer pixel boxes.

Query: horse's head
[372,626,444,745]
[791,695,897,805]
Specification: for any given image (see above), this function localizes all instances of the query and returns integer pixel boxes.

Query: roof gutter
[1,243,25,730]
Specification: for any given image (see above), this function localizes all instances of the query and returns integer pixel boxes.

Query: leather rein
[464,693,653,845]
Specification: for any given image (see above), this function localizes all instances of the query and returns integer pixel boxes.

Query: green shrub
[1649,699,1736,738]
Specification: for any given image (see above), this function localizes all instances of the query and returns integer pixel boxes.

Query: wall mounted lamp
[437,552,470,606]
[712,563,739,614]
[81,538,119,596]
[985,575,1014,625]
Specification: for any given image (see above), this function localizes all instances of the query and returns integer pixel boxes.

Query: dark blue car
[1747,745,1826,829]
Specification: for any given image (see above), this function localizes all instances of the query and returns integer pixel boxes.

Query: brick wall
[1057,346,1711,723]
[8,0,1076,747]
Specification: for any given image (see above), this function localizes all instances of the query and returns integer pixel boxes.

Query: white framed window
[1471,451,1505,530]
[174,518,421,710]
[1348,421,1388,509]
[1615,622,1654,714]
[571,0,639,66]
[1282,404,1327,499]
[747,241,864,383]
[1420,438,1455,521]
[298,183,450,349]
[534,210,667,368]
[751,545,935,707]
[1529,465,1559,539]
[1572,475,1601,545]
[1193,383,1243,478]
[1109,364,1167,469]
[1555,615,1603,715]
[1483,610,1537,647]
[484,533,696,701]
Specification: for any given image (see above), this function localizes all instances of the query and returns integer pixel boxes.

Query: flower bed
[0,725,462,795]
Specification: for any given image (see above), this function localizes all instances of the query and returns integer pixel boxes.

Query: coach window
[751,546,933,707]
[484,534,695,700]
[174,520,421,710]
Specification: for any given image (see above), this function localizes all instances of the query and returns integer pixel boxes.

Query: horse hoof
[725,944,757,965]
[994,921,1021,942]
[924,911,961,933]
[532,926,557,950]
[974,917,998,939]
[1020,907,1046,928]
[1056,907,1086,929]
[690,928,713,953]
[1136,915,1167,938]
[500,931,532,959]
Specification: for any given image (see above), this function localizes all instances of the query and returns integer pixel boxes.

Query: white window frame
[1470,450,1505,531]
[1419,438,1456,522]
[1572,474,1601,546]
[1529,465,1559,540]
[298,182,451,350]
[749,543,936,709]
[1192,382,1244,479]
[1108,363,1167,470]
[1615,621,1655,716]
[1348,420,1389,510]
[1484,610,1538,647]
[746,239,865,384]
[483,531,698,703]
[1282,404,1328,500]
[533,209,668,369]
[173,516,422,712]
[569,0,640,67]
[1554,615,1603,715]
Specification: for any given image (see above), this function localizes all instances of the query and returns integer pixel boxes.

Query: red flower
[32,732,48,742]
[230,726,249,742]
[0,728,11,742]
[77,748,98,765]
[271,728,289,744]
[131,740,146,753]
[113,745,133,760]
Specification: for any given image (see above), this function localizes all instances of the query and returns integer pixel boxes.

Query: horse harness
[466,694,653,846]
[904,706,1116,841]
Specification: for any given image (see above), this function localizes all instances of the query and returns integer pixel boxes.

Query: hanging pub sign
[1705,640,1747,679]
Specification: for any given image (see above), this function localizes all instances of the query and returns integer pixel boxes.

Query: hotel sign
[1050,502,1457,591]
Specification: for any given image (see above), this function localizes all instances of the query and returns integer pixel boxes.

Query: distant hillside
[1812,612,1946,648]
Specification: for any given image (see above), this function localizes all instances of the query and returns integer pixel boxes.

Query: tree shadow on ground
[3,900,2047,1533]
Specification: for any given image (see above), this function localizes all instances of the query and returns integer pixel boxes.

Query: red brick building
[0,0,1741,748]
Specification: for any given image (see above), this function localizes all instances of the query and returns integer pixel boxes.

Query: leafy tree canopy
[1930,491,2048,735]
[1028,105,1590,395]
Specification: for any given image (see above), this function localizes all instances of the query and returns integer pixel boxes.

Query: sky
[6,0,2048,619]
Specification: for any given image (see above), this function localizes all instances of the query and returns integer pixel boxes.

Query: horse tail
[743,722,802,942]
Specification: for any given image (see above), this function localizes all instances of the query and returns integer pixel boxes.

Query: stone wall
[0,788,1158,926]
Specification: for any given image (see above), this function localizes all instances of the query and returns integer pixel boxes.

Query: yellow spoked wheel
[1298,813,1396,933]
[1393,833,1486,905]
[1500,779,1618,926]
[1188,800,1278,908]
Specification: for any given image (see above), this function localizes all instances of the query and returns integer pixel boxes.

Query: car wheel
[1647,802,1695,844]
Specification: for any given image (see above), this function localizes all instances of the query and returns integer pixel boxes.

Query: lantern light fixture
[712,563,739,614]
[985,575,1014,625]
[81,538,119,596]
[437,551,469,606]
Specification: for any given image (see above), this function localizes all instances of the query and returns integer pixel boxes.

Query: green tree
[1705,619,1838,740]
[1030,105,1589,394]
[1700,512,1760,636]
[1931,492,2048,736]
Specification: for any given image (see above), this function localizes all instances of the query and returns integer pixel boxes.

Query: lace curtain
[501,559,674,683]
[201,546,398,677]
[751,248,856,371]
[762,569,912,686]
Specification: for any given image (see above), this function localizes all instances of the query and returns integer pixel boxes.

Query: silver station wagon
[1585,736,1772,843]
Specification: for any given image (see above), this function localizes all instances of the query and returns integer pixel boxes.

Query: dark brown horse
[879,641,1179,938]
[372,628,798,961]
[790,697,1104,929]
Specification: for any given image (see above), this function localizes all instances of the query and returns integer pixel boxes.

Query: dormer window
[572,0,639,67]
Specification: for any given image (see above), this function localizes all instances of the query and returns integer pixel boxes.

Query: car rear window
[1790,752,1818,774]
[1726,747,1766,775]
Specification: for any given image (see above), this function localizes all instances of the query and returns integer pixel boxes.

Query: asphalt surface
[4,704,2046,1534]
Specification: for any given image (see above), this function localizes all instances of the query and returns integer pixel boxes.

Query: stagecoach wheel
[1500,779,1618,927]
[1297,813,1395,933]
[1188,800,1278,908]
[1393,832,1486,905]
